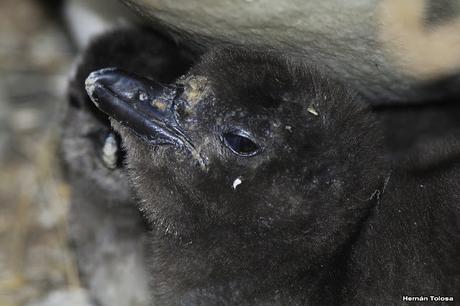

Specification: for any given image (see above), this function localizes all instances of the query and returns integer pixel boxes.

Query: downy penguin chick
[61,28,192,306]
[86,49,388,305]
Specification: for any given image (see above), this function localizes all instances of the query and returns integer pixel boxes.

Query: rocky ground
[0,1,91,305]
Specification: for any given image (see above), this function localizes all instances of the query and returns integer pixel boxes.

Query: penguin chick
[86,48,388,305]
[61,27,192,306]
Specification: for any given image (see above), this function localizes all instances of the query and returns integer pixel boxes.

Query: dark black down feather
[62,27,460,306]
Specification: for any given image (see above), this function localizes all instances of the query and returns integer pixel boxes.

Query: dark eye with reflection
[222,131,260,156]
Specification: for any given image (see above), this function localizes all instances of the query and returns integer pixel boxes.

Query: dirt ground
[0,1,91,305]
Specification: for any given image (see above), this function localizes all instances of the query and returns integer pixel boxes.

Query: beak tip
[85,75,97,98]
[81,68,190,147]
[85,67,119,98]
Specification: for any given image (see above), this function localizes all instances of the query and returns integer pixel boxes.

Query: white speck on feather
[101,133,118,169]
[307,105,319,116]
[232,177,243,190]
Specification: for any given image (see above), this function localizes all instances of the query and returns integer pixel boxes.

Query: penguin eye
[222,131,259,156]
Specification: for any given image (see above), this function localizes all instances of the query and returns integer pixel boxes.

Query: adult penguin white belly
[120,0,460,104]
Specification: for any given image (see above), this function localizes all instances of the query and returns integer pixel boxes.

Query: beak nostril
[139,92,149,101]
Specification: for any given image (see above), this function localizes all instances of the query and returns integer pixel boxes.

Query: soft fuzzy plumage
[61,28,192,306]
[63,28,460,306]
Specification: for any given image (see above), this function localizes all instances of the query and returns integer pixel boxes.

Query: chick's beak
[85,68,190,147]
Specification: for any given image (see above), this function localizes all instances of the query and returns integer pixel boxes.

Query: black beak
[85,68,190,147]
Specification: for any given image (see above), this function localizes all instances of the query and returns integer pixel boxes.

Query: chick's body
[64,28,460,306]
[85,43,387,304]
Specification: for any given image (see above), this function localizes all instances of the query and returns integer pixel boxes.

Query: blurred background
[0,1,80,305]
[0,1,135,304]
